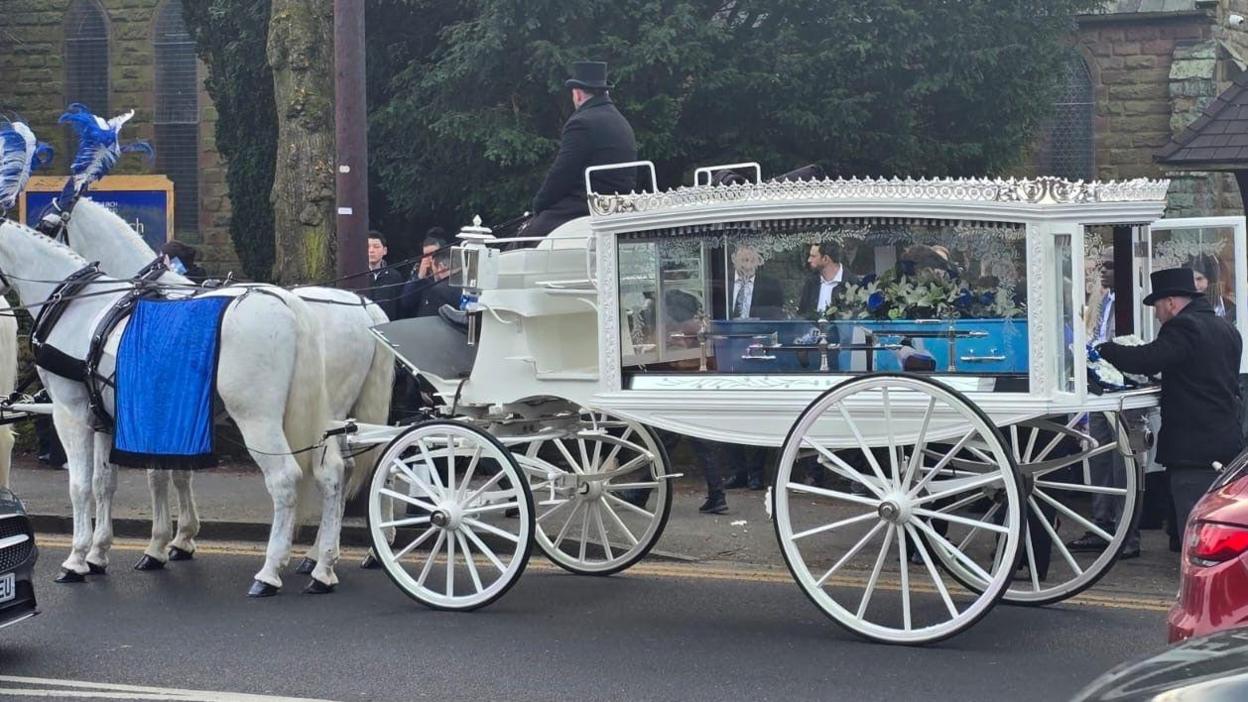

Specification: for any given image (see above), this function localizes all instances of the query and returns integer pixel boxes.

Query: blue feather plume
[0,118,53,212]
[59,103,154,196]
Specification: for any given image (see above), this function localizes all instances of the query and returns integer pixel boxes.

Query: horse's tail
[343,300,394,500]
[276,291,335,525]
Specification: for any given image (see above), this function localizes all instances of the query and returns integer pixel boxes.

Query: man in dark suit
[524,61,638,238]
[1097,267,1244,539]
[726,244,784,320]
[797,241,855,318]
[365,232,405,321]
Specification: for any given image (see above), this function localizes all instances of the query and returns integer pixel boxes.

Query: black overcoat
[1097,296,1244,467]
[529,94,637,233]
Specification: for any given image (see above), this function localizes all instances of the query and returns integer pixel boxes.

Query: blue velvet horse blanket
[111,296,232,468]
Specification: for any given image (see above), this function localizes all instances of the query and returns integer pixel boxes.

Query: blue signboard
[20,176,174,252]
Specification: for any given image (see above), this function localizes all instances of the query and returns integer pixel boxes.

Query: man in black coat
[524,61,638,239]
[365,232,405,321]
[797,241,856,319]
[1097,267,1244,536]
[725,244,784,321]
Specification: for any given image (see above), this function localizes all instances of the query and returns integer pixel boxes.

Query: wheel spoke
[1034,480,1128,496]
[537,498,574,523]
[553,501,585,551]
[956,501,1001,551]
[462,500,522,516]
[446,435,457,496]
[462,525,506,573]
[578,501,591,562]
[904,524,959,619]
[902,397,937,491]
[908,430,977,497]
[377,516,432,529]
[390,457,441,504]
[463,517,521,544]
[555,440,586,475]
[1032,413,1086,463]
[857,524,896,618]
[802,437,885,498]
[457,447,482,501]
[456,532,484,593]
[416,530,447,588]
[603,481,661,491]
[792,511,877,541]
[933,491,988,516]
[788,482,879,508]
[912,507,1011,535]
[605,493,655,519]
[598,428,635,474]
[463,470,507,508]
[836,404,891,488]
[593,504,614,562]
[419,438,448,495]
[378,487,438,514]
[815,521,886,587]
[912,473,1004,507]
[590,434,604,472]
[1023,515,1040,592]
[1034,488,1113,542]
[600,499,639,547]
[882,387,900,490]
[911,518,994,584]
[1022,427,1039,465]
[898,522,911,630]
[1030,496,1083,577]
[446,529,456,595]
[392,526,438,561]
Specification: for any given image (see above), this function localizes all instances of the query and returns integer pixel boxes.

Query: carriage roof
[586,173,1171,234]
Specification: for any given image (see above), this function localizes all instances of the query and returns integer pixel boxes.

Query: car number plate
[0,573,14,604]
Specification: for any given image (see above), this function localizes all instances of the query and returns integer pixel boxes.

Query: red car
[1168,449,1248,642]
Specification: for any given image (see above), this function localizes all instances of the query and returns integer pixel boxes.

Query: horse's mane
[0,218,91,266]
[74,197,159,258]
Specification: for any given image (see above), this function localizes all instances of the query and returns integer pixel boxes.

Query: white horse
[66,198,393,569]
[0,218,346,595]
[0,297,15,489]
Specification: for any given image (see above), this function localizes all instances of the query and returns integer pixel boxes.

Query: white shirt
[816,266,845,312]
[732,273,754,319]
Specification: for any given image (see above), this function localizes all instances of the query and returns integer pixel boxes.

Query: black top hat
[565,61,612,90]
[1143,267,1202,306]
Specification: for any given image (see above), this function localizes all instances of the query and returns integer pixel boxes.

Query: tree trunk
[267,0,335,284]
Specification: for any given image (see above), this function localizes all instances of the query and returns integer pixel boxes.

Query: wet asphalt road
[0,538,1167,702]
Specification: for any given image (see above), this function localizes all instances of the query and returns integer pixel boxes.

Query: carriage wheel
[930,411,1140,606]
[518,414,672,575]
[367,420,534,611]
[774,373,1023,645]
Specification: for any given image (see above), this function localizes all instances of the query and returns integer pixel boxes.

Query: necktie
[733,279,749,318]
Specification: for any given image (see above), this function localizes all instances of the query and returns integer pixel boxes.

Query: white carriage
[350,165,1175,644]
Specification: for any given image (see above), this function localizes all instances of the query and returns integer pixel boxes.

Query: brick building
[0,0,236,269]
[1031,0,1248,216]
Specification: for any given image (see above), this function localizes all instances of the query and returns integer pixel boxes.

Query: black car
[0,486,38,629]
[1073,627,1248,701]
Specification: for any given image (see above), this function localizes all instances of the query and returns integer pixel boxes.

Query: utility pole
[334,0,368,288]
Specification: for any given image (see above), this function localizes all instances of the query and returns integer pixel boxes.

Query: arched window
[153,0,199,236]
[1038,55,1095,181]
[64,0,110,114]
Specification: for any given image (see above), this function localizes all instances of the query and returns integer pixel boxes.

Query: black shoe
[698,493,728,514]
[723,475,750,490]
[1118,547,1141,560]
[1065,531,1109,552]
[36,453,51,465]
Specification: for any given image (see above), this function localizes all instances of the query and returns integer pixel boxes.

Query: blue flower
[979,291,995,306]
[867,291,885,312]
[861,273,878,286]
[955,290,973,309]
[1086,343,1101,362]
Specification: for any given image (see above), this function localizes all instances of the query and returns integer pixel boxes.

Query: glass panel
[617,219,1029,380]
[1055,233,1075,393]
[1149,226,1237,333]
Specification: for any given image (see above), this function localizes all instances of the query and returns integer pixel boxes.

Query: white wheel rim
[368,423,532,609]
[775,375,1023,644]
[935,411,1140,604]
[522,414,669,573]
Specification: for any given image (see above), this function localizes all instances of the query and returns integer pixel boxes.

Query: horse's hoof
[133,555,166,571]
[293,557,317,576]
[55,569,86,583]
[247,580,280,598]
[360,551,381,570]
[168,546,194,561]
[87,562,107,575]
[303,578,335,595]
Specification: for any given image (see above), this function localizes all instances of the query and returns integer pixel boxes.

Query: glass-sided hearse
[361,164,1180,645]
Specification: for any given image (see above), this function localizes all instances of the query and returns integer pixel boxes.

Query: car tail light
[1190,521,1248,566]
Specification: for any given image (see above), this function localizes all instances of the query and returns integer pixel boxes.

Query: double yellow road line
[36,534,1172,612]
